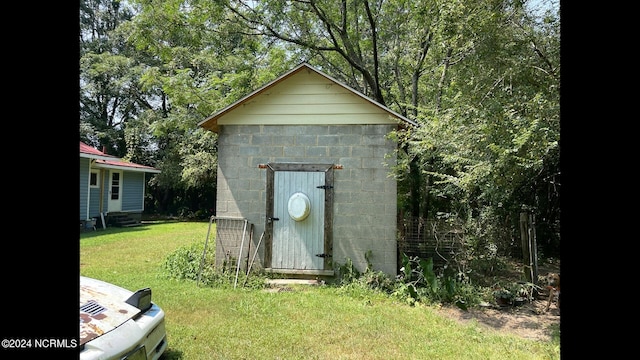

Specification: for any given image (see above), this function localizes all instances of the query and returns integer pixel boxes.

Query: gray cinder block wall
[215,123,398,276]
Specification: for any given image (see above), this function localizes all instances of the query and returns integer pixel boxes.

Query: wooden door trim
[263,163,334,271]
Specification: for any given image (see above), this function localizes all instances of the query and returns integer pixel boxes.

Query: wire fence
[398,217,466,268]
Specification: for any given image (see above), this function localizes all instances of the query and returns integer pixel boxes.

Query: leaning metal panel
[213,217,251,272]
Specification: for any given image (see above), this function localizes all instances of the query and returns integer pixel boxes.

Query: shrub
[335,251,395,292]
[394,253,485,310]
[161,241,270,289]
[162,242,215,283]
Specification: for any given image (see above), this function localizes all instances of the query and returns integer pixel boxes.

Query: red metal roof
[80,141,160,173]
[80,141,114,157]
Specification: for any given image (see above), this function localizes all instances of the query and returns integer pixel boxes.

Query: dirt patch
[437,258,560,342]
[436,299,560,341]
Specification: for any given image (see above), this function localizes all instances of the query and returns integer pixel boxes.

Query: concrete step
[266,279,323,286]
[264,279,325,292]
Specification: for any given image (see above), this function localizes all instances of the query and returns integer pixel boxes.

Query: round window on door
[288,192,311,221]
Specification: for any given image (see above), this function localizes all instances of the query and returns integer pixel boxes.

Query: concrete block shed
[198,63,417,278]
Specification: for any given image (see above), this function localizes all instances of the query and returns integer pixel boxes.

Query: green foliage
[335,257,361,284]
[395,254,484,310]
[161,241,213,282]
[334,252,485,311]
[389,1,560,257]
[335,251,395,294]
[81,0,561,260]
[81,223,560,358]
[491,281,542,307]
[466,240,507,280]
[161,240,270,290]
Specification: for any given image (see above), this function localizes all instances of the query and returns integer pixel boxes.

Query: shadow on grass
[80,225,154,239]
[80,219,209,239]
[161,348,184,359]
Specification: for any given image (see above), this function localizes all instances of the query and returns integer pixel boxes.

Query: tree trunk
[520,212,538,283]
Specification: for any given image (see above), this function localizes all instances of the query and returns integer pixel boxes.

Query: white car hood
[80,276,142,346]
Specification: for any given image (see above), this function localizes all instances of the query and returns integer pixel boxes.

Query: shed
[198,63,416,278]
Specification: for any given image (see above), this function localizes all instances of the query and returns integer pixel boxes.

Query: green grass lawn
[80,221,560,360]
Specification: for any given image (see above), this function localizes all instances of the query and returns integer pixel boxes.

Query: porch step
[107,213,142,228]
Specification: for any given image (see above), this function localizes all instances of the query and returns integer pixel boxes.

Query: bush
[161,241,270,289]
[333,252,483,310]
[162,242,215,282]
[394,254,485,310]
[163,246,486,309]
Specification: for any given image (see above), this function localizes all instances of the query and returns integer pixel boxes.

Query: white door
[107,170,123,212]
[271,171,325,270]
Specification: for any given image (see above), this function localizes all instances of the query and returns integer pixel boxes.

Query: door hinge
[316,185,333,190]
[315,253,332,258]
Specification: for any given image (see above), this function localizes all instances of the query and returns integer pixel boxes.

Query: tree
[226,0,560,256]
[402,0,560,255]
[80,0,224,216]
[80,0,560,257]
[80,0,148,155]
[107,0,292,215]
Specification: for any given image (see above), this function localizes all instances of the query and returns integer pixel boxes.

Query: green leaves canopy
[79,0,560,254]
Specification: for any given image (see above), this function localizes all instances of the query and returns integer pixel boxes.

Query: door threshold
[264,268,335,276]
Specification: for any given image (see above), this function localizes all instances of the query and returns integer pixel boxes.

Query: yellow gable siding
[217,69,396,126]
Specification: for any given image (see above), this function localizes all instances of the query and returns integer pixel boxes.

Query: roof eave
[93,163,161,173]
[80,153,119,161]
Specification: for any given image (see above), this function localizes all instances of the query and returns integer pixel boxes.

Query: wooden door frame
[263,163,334,274]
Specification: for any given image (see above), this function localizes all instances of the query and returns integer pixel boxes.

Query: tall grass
[80,221,560,360]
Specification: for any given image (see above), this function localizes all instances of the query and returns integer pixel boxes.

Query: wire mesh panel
[213,217,251,273]
[398,217,465,268]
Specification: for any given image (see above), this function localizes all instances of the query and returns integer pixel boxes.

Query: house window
[90,171,99,188]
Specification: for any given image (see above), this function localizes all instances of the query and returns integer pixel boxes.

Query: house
[80,141,160,229]
[198,63,417,278]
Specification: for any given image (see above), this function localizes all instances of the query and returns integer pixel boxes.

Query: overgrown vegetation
[161,241,269,290]
[161,242,213,282]
[80,0,560,261]
[162,242,536,312]
[81,222,560,359]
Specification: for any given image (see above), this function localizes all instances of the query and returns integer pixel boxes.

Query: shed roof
[198,62,418,132]
[80,141,161,173]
